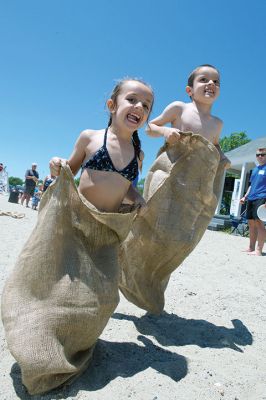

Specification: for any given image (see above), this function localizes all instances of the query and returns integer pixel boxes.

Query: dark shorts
[246,198,266,220]
[24,185,35,197]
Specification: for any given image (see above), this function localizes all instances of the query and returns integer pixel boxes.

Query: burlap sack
[119,132,225,314]
[1,164,137,395]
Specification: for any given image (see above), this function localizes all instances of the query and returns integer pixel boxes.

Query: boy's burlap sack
[1,164,137,395]
[119,133,224,314]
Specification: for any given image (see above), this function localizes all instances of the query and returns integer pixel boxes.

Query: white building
[216,137,266,218]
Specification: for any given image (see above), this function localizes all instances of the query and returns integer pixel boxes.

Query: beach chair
[230,210,249,237]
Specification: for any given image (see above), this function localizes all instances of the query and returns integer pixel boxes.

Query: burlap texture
[1,164,137,395]
[119,132,224,314]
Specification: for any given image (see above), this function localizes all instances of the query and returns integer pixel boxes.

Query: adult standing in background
[240,147,266,256]
[21,163,39,207]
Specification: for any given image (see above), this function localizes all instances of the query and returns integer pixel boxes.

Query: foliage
[220,192,232,215]
[137,178,145,195]
[74,178,80,187]
[8,176,23,186]
[219,131,251,153]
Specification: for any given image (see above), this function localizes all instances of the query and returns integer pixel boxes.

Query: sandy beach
[0,193,265,400]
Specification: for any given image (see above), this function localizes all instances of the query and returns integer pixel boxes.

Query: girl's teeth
[128,113,140,122]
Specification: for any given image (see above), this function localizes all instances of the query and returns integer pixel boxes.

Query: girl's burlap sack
[1,164,137,395]
[119,133,224,314]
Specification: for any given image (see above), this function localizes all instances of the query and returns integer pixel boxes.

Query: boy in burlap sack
[146,64,231,168]
[119,132,225,314]
[119,65,228,314]
[1,78,154,395]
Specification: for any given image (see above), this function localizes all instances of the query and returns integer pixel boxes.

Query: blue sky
[1,0,266,181]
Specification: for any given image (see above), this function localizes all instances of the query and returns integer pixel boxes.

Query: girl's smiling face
[108,80,154,131]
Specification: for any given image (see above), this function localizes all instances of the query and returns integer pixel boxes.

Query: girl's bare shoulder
[80,128,104,137]
[78,128,105,143]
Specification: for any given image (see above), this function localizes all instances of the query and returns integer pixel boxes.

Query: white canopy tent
[216,137,266,217]
[0,166,9,194]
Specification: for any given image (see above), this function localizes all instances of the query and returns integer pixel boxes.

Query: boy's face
[186,66,220,104]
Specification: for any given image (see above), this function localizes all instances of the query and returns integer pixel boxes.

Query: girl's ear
[107,99,116,113]
[185,86,193,97]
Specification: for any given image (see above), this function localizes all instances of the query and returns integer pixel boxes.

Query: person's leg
[253,220,266,255]
[247,199,266,255]
[246,219,257,252]
[25,193,30,207]
[244,199,265,252]
[20,193,26,205]
[242,200,255,252]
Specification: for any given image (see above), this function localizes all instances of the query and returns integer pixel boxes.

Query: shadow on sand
[112,312,253,352]
[10,335,187,400]
[10,312,252,399]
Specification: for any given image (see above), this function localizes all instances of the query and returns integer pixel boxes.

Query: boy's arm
[213,119,231,169]
[146,101,183,145]
[213,118,223,146]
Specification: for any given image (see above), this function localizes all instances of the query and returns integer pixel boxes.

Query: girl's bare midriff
[79,169,131,212]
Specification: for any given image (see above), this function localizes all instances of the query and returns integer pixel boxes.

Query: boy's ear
[185,86,193,97]
[107,99,116,113]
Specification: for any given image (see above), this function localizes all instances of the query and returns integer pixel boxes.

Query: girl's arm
[50,130,90,176]
[67,130,91,175]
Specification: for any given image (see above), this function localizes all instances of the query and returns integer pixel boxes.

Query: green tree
[219,131,251,153]
[137,178,145,195]
[8,176,23,186]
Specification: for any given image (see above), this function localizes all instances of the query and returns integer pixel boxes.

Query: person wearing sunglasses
[240,148,266,256]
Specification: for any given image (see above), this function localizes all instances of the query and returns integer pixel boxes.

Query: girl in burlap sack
[50,78,154,212]
[2,78,154,395]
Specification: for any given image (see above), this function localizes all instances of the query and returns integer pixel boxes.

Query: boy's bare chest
[179,109,219,141]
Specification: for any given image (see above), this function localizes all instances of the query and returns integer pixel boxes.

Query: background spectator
[21,163,39,207]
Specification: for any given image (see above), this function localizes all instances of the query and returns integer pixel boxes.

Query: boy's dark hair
[187,64,220,87]
[107,77,154,159]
